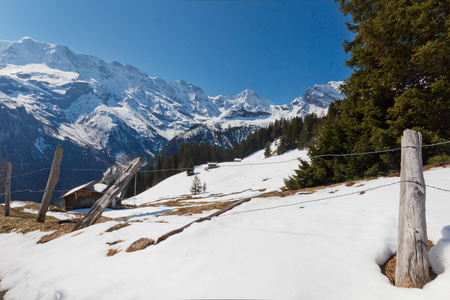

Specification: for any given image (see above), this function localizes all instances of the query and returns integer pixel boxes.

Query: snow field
[0,149,449,299]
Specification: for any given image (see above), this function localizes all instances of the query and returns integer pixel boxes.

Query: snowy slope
[0,148,449,300]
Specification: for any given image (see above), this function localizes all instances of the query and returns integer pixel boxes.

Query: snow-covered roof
[60,180,108,198]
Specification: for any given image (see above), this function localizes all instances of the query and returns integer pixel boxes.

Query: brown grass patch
[0,205,112,243]
[161,201,237,216]
[359,191,366,195]
[107,249,121,257]
[380,240,437,286]
[107,240,124,246]
[0,283,7,299]
[345,181,356,187]
[423,161,450,171]
[106,222,130,232]
[126,238,155,252]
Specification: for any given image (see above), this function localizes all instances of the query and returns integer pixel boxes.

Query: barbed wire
[4,140,449,178]
[10,168,51,179]
[9,189,70,194]
[422,140,450,148]
[218,181,450,218]
[10,168,105,179]
[426,184,450,192]
[219,181,403,217]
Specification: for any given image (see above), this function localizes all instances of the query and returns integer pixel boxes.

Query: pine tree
[190,175,202,195]
[286,0,450,190]
[264,141,271,158]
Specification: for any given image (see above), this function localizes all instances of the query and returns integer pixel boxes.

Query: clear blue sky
[0,0,353,105]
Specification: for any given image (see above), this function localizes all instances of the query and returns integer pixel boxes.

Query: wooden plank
[395,129,430,288]
[72,157,143,231]
[4,162,11,217]
[37,145,63,223]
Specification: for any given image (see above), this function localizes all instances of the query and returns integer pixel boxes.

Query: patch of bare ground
[380,240,437,286]
[423,160,450,171]
[161,200,237,216]
[255,187,318,199]
[126,238,155,252]
[139,196,194,208]
[0,283,6,300]
[0,205,113,243]
[107,249,121,256]
[107,240,124,246]
[106,222,130,232]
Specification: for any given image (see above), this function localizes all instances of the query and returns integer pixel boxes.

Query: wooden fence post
[4,162,11,216]
[395,129,430,288]
[37,145,63,223]
[72,157,143,231]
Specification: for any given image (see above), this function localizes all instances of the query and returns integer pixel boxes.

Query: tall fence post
[37,145,63,223]
[395,129,430,288]
[72,157,143,231]
[4,162,11,216]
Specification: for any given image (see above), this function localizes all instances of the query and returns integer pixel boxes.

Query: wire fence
[1,139,449,194]
[219,181,450,218]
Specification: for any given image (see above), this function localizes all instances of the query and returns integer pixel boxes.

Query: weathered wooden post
[395,129,430,288]
[4,162,11,216]
[37,145,63,222]
[72,157,143,231]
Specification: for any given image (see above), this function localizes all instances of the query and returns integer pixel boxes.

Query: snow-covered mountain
[0,37,344,201]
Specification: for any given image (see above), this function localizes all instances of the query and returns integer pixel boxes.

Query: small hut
[61,180,121,211]
[234,158,242,162]
[207,162,219,169]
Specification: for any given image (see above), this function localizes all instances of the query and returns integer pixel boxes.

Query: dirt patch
[0,205,112,243]
[423,161,450,171]
[380,240,437,286]
[345,181,356,187]
[126,238,155,252]
[161,201,237,216]
[107,240,124,246]
[0,206,70,234]
[107,249,121,257]
[0,281,6,300]
[139,196,194,208]
[106,222,130,232]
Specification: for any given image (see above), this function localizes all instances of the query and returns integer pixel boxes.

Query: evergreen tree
[286,0,450,190]
[264,141,271,158]
[190,175,202,195]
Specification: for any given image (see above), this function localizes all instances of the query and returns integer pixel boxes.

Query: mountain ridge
[0,37,344,201]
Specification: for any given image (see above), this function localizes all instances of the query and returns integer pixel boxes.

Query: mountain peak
[19,36,35,42]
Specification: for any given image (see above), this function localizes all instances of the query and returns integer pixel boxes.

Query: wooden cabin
[61,180,121,211]
[234,158,242,162]
[207,162,219,169]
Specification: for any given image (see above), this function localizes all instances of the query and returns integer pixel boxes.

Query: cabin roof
[60,180,108,199]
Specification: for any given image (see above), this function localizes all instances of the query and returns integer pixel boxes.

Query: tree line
[284,0,449,190]
[124,114,324,197]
